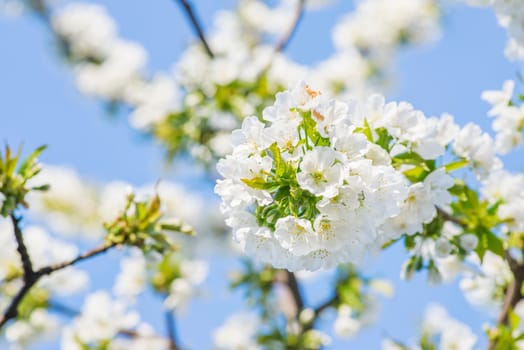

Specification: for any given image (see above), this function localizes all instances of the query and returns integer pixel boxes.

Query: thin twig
[274,0,306,52]
[436,207,467,228]
[37,242,117,276]
[29,0,49,17]
[313,295,338,318]
[10,214,34,280]
[173,0,214,58]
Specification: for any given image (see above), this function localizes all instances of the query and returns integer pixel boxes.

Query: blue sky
[0,0,521,348]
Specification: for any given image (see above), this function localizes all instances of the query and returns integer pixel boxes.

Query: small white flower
[297,147,345,198]
[274,216,318,256]
[434,238,452,258]
[459,234,478,252]
[334,305,361,338]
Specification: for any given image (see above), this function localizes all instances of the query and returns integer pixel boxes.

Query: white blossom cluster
[333,0,440,64]
[482,80,524,154]
[61,291,168,350]
[460,251,512,311]
[382,303,477,350]
[466,0,524,61]
[421,303,478,350]
[482,169,524,233]
[216,82,458,271]
[401,222,479,284]
[0,220,88,350]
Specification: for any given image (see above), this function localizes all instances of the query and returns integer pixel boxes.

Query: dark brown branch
[28,0,50,20]
[165,311,181,350]
[488,251,524,349]
[313,295,338,319]
[0,241,118,330]
[274,0,306,52]
[0,277,38,329]
[282,270,304,315]
[496,252,524,326]
[173,0,214,58]
[10,214,34,280]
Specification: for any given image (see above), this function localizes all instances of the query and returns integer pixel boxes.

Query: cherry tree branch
[37,242,117,276]
[274,0,306,52]
[497,252,524,326]
[283,270,305,314]
[488,251,524,349]
[10,213,34,280]
[436,207,467,228]
[173,0,214,58]
[0,238,118,330]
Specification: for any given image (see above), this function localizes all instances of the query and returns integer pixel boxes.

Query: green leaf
[18,145,46,178]
[444,159,469,173]
[241,177,278,191]
[375,127,393,151]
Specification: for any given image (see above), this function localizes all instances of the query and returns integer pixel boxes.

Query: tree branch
[313,295,338,319]
[488,251,524,349]
[274,0,306,52]
[283,270,304,315]
[0,240,118,330]
[496,252,524,326]
[37,242,118,276]
[437,207,467,228]
[0,277,38,329]
[10,213,34,280]
[173,0,214,58]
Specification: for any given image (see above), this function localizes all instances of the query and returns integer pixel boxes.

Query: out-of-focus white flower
[163,259,208,314]
[61,291,140,347]
[114,251,148,299]
[481,80,524,154]
[332,0,440,61]
[464,1,524,61]
[213,312,261,350]
[333,305,361,338]
[29,165,101,239]
[5,309,59,349]
[453,122,501,178]
[52,3,116,58]
[460,251,512,310]
[422,303,477,350]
